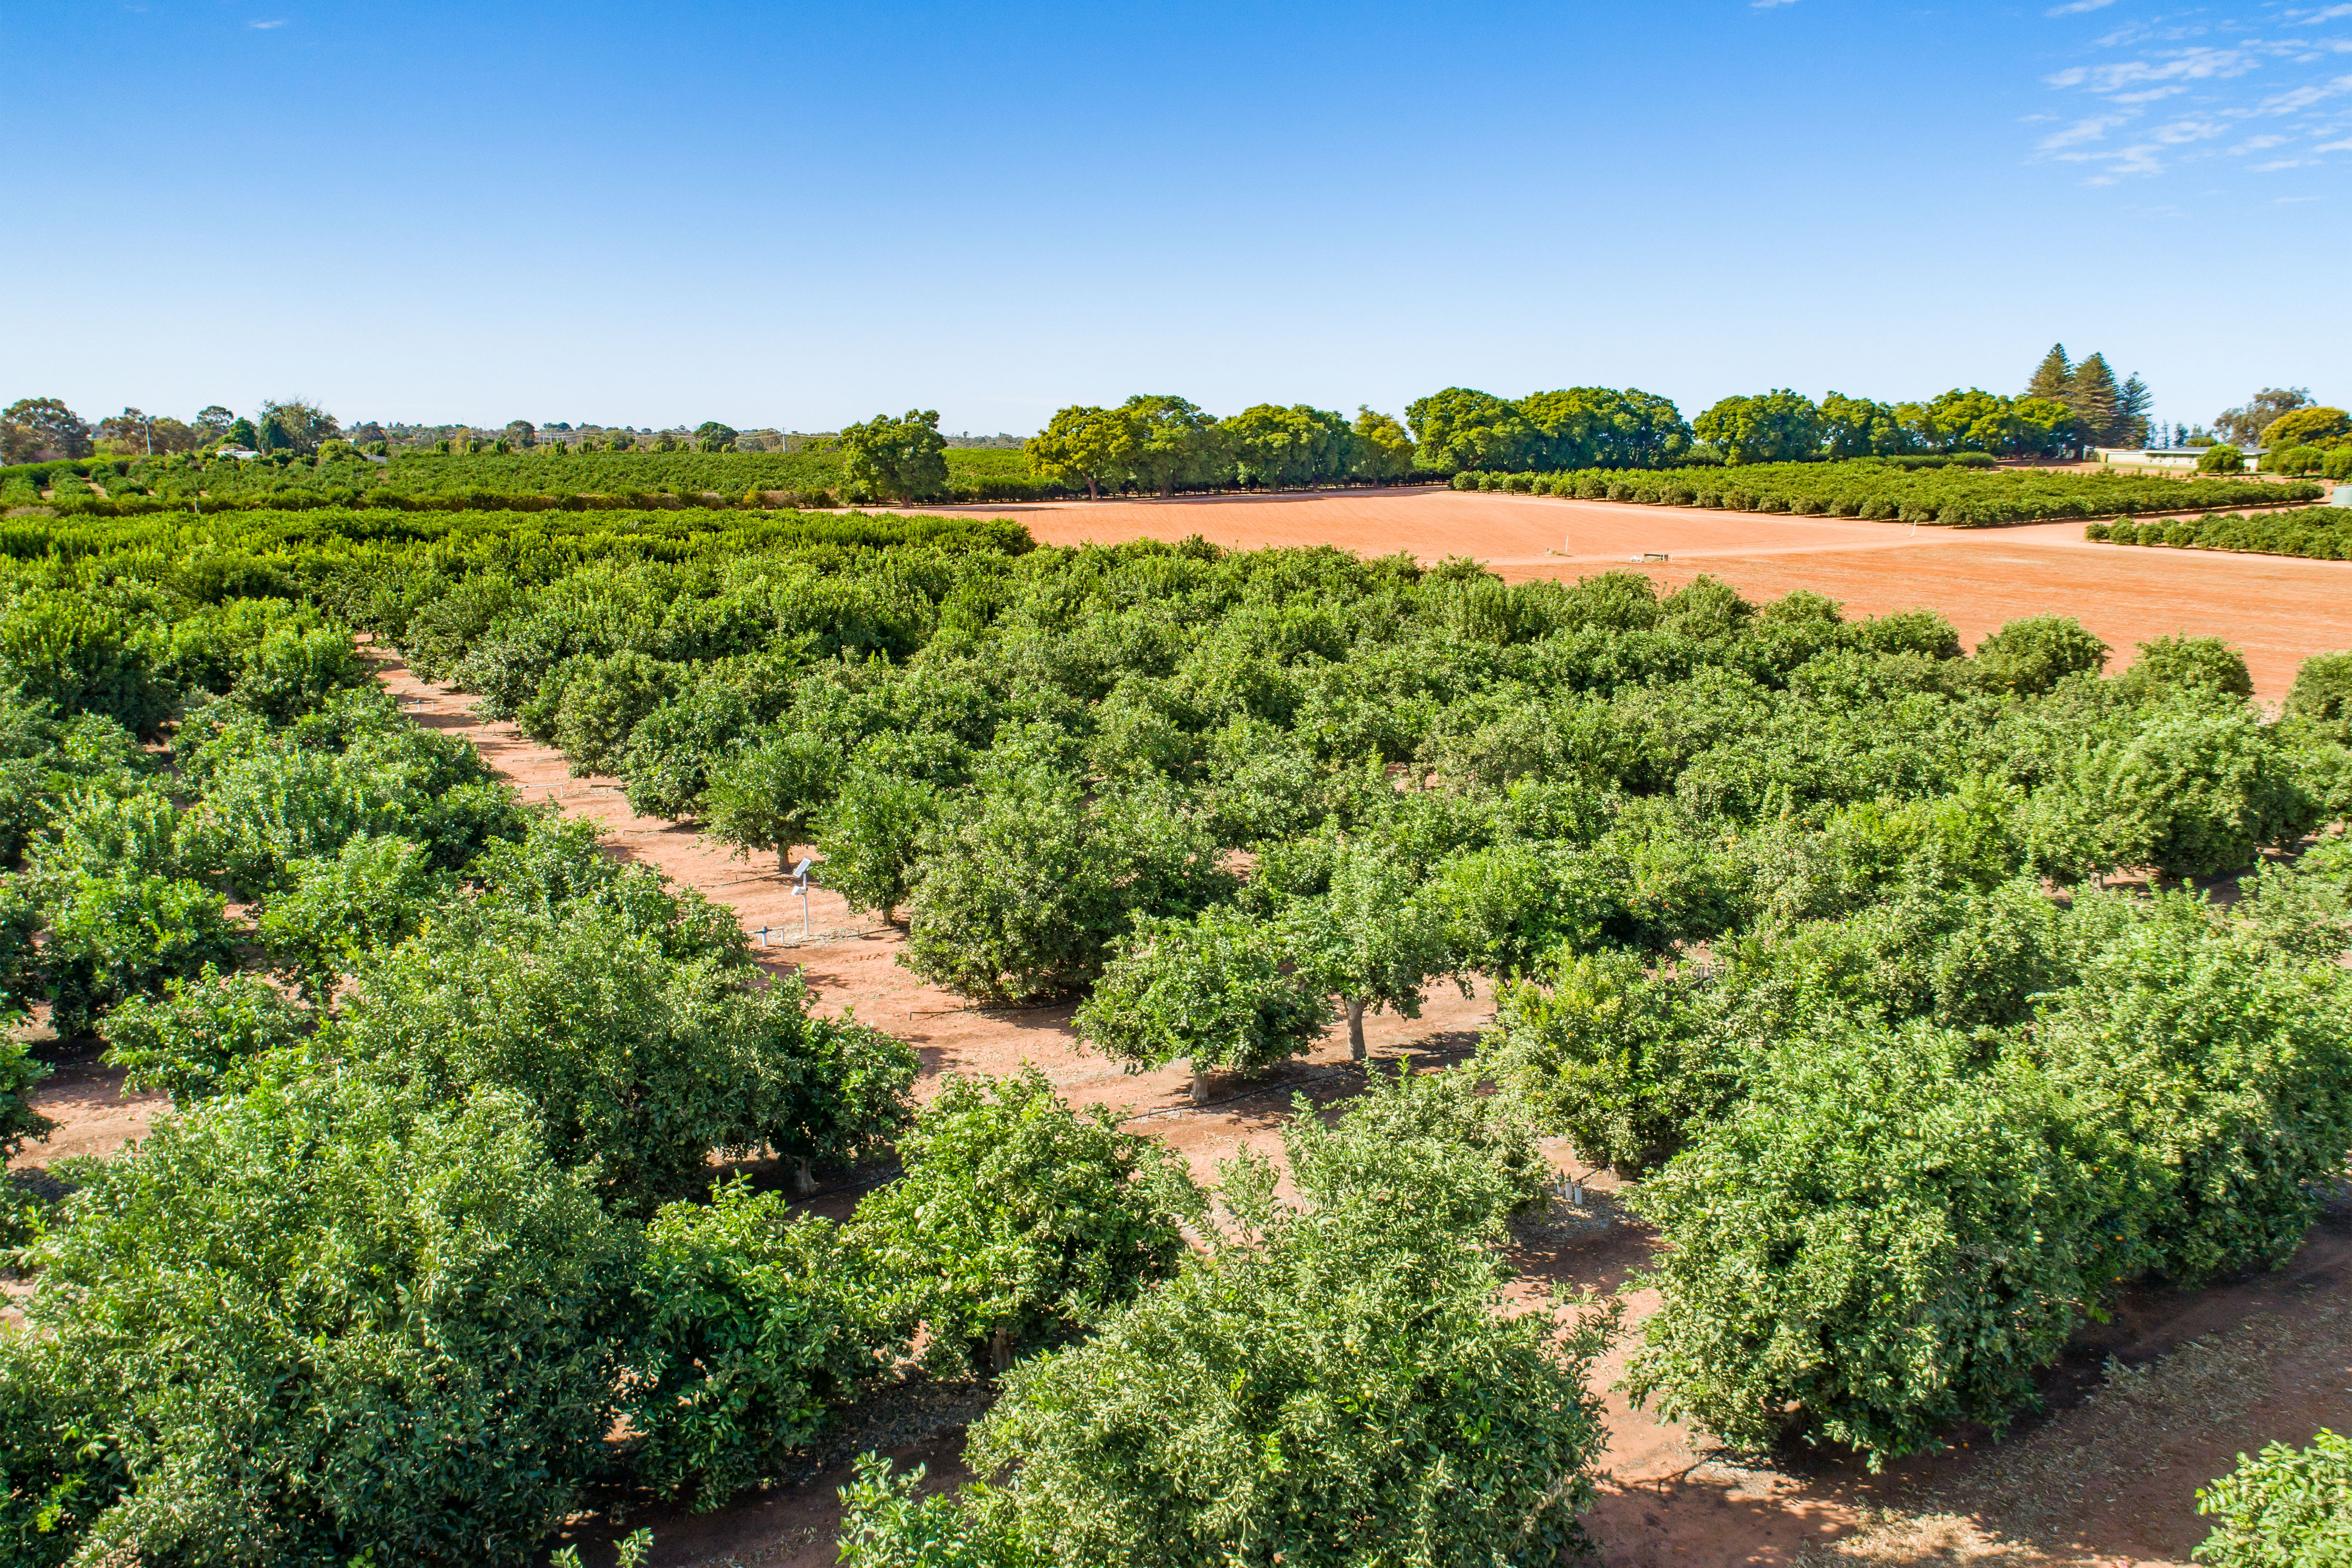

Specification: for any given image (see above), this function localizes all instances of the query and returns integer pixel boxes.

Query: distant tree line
[9,353,2334,482]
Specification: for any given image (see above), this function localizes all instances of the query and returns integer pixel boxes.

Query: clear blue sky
[7,0,2346,436]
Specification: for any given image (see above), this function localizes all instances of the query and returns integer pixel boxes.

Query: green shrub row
[4,506,2351,1555]
[1452,462,2318,526]
[2088,505,2352,561]
[0,445,1065,513]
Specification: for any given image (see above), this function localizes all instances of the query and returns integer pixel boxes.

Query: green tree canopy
[840,409,950,501]
[4,1070,636,1566]
[849,1068,1201,1374]
[1027,404,1140,500]
[1074,906,1334,1098]
[1349,406,1416,483]
[1694,389,1823,465]
[2261,405,2350,450]
[1121,394,1220,493]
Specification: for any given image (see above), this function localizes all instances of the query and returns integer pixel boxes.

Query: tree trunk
[1189,1062,1212,1106]
[1346,998,1367,1062]
[1087,476,1098,500]
[777,844,790,873]
[790,1156,816,1196]
[990,1322,1015,1376]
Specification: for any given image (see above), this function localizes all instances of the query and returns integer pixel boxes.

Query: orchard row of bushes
[0,580,1606,1566]
[0,445,1068,513]
[1451,461,2318,525]
[334,520,2352,1478]
[5,511,2352,1559]
[2089,506,2352,561]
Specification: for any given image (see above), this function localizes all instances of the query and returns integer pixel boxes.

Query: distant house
[215,447,261,459]
[2095,445,2266,471]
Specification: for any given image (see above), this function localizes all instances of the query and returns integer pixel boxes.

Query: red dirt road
[928,487,2352,701]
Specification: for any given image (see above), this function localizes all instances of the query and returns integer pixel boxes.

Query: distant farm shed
[2095,445,2267,471]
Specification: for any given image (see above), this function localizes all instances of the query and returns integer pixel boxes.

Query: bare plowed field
[917,488,2351,701]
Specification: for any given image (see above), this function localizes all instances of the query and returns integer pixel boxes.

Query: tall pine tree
[2026,344,2073,404]
[2114,373,2152,447]
[2069,353,2122,446]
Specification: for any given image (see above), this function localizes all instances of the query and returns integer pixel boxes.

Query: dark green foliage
[2123,634,2254,700]
[12,1071,636,1567]
[100,966,309,1107]
[847,1108,1615,1568]
[841,410,952,502]
[903,775,1230,1004]
[2286,650,2352,742]
[227,623,374,724]
[2092,505,2352,561]
[183,687,527,890]
[1074,908,1334,1080]
[0,1022,51,1162]
[522,648,689,776]
[850,1068,1201,1375]
[703,725,841,869]
[465,814,750,965]
[1278,838,1460,1058]
[2028,703,2315,879]
[1625,1023,2128,1465]
[0,588,176,738]
[338,901,911,1215]
[257,833,443,991]
[620,656,796,820]
[2194,1428,2352,1568]
[1290,1058,1554,1226]
[627,1178,877,1510]
[2036,899,2352,1284]
[1482,950,1718,1171]
[814,762,943,923]
[0,874,37,1010]
[1449,461,2304,523]
[38,870,237,1037]
[1973,616,2109,696]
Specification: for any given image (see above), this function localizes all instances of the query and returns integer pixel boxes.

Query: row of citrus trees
[0,439,1060,516]
[0,576,1608,1565]
[6,514,2352,1561]
[2090,506,2352,561]
[1451,460,2317,524]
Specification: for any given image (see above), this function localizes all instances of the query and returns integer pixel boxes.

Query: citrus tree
[1073,908,1333,1102]
[848,1068,1200,1375]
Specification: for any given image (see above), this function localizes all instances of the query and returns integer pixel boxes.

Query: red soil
[941,487,2350,702]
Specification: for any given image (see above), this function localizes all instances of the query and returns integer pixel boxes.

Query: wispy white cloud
[2048,47,2260,94]
[248,17,285,27]
[2047,0,2117,13]
[2040,114,2128,148]
[1750,0,1797,9]
[2251,71,2352,112]
[2034,10,2352,184]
